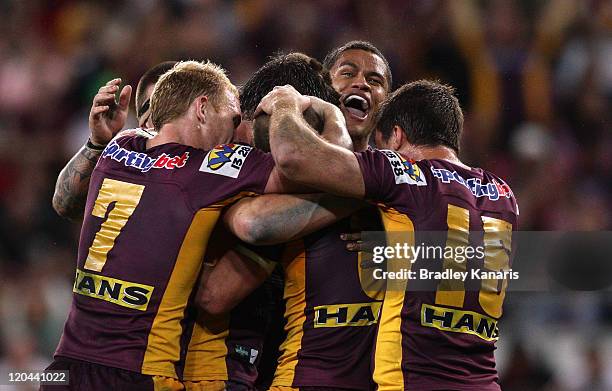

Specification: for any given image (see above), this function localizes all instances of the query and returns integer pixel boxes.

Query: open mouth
[342,94,370,120]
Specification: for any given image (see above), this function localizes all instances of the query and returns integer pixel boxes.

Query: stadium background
[0,0,610,390]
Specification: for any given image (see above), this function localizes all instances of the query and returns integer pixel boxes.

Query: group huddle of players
[44,41,518,391]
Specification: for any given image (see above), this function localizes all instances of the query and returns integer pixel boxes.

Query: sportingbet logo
[430,166,512,201]
[200,144,253,178]
[381,150,427,186]
[102,140,189,172]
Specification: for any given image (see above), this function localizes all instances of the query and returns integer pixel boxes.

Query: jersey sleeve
[235,146,275,194]
[198,144,275,195]
[354,149,428,207]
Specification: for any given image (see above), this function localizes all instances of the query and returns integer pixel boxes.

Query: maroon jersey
[273,208,382,390]
[182,282,271,386]
[181,227,272,386]
[55,135,274,379]
[355,149,518,391]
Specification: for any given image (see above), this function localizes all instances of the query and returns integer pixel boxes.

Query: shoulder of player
[195,143,271,180]
[483,170,519,214]
[373,149,430,187]
[112,128,153,142]
[427,159,518,210]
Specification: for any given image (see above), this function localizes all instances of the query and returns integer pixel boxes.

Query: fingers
[346,241,363,252]
[95,80,121,101]
[93,78,124,107]
[254,87,281,117]
[93,86,118,108]
[90,105,110,116]
[254,85,310,117]
[253,99,270,118]
[341,232,379,253]
[296,93,312,112]
[98,84,119,94]
[347,240,378,253]
[276,85,310,111]
[342,232,363,252]
[341,232,362,241]
[104,78,121,88]
[117,85,132,110]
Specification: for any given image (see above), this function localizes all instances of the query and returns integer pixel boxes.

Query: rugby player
[44,61,336,390]
[257,81,518,390]
[323,41,391,152]
[218,43,393,390]
[191,53,353,391]
[51,61,282,390]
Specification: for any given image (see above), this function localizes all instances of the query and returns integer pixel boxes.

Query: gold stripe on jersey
[435,204,470,308]
[272,240,306,387]
[142,207,221,378]
[373,207,414,391]
[184,380,226,391]
[152,375,185,391]
[479,216,512,318]
[183,311,230,380]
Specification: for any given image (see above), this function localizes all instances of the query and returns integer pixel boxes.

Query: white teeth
[345,95,369,110]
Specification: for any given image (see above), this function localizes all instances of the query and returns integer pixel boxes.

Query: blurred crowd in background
[0,0,610,390]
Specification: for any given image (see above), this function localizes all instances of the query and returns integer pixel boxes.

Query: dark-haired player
[220,45,392,390]
[169,54,348,390]
[43,61,325,390]
[202,52,370,390]
[258,81,518,390]
[323,40,391,151]
[135,61,178,129]
[240,52,340,152]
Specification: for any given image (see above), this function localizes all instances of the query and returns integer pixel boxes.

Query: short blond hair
[150,60,237,130]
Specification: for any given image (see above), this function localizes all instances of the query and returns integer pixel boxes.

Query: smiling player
[259,81,518,390]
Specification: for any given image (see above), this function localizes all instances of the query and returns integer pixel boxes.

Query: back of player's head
[376,80,463,153]
[240,52,340,121]
[323,40,392,89]
[150,60,237,131]
[252,107,323,153]
[136,61,177,120]
[241,52,340,152]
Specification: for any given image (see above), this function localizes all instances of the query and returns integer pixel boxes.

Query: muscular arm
[52,78,131,220]
[195,227,270,315]
[267,93,366,198]
[52,145,102,219]
[224,193,366,245]
[196,249,270,315]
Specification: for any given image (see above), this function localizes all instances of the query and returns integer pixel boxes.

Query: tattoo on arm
[232,194,365,245]
[253,195,321,243]
[52,146,101,220]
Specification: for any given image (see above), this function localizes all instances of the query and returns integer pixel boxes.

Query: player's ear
[196,95,209,123]
[391,125,405,150]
